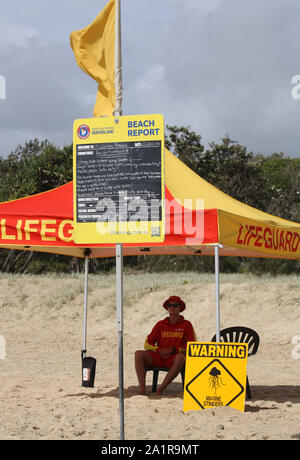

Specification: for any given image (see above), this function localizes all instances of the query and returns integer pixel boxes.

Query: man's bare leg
[135,350,152,395]
[154,354,185,396]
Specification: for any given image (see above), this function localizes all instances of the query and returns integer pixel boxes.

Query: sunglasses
[167,303,181,308]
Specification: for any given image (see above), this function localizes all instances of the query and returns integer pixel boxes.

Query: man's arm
[178,322,197,354]
[144,322,160,352]
[144,321,174,357]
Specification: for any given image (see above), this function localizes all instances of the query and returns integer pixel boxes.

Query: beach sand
[0,272,299,440]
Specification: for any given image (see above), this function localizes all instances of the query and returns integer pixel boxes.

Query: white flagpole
[115,0,122,116]
[114,0,124,441]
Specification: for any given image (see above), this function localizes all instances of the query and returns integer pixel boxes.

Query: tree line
[0,127,299,275]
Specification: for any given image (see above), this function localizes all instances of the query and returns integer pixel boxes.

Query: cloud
[0,25,39,48]
[0,32,96,155]
[125,0,300,156]
[0,0,300,157]
[136,64,165,94]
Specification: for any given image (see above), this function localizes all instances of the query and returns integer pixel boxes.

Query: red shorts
[148,351,176,368]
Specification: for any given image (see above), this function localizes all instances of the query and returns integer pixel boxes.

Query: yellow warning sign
[183,342,248,413]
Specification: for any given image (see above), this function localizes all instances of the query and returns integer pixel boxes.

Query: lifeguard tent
[0,149,299,260]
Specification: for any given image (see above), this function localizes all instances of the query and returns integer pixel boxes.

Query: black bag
[81,351,96,388]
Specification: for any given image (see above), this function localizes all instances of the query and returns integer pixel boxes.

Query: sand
[0,271,299,440]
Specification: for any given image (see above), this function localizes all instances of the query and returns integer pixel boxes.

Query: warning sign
[183,342,248,413]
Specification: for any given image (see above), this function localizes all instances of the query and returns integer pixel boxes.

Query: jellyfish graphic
[209,367,225,394]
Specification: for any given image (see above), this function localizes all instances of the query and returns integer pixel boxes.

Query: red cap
[163,296,186,312]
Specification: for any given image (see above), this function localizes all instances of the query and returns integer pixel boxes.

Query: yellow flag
[70,0,115,117]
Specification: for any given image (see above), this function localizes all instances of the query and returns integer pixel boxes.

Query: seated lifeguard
[135,296,197,396]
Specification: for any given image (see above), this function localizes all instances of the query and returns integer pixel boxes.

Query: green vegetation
[0,127,299,275]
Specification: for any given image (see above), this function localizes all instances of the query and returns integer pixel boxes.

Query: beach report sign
[73,114,165,244]
[183,342,248,413]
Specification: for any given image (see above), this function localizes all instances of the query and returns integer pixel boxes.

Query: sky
[0,0,300,158]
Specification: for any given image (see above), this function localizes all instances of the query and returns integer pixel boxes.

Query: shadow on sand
[65,384,300,410]
[64,382,184,400]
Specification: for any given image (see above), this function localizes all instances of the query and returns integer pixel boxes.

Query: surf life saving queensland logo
[77,124,90,140]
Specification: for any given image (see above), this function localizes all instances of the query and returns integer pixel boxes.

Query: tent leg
[82,255,89,358]
[214,245,221,342]
[116,243,124,441]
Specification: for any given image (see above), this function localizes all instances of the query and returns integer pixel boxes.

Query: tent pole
[82,252,90,358]
[116,243,124,440]
[214,244,221,342]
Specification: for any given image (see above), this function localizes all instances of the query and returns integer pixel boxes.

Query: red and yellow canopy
[0,149,299,259]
